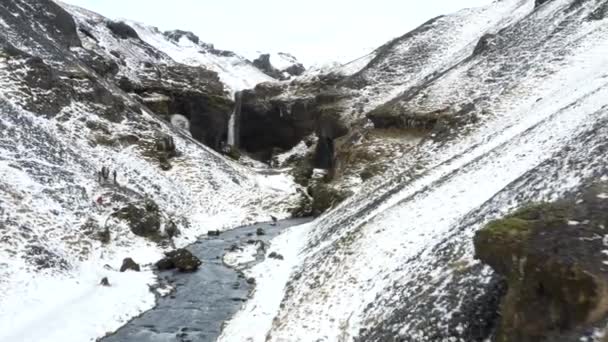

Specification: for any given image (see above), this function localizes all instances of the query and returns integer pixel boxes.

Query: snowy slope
[220,0,608,341]
[128,22,276,93]
[0,1,301,341]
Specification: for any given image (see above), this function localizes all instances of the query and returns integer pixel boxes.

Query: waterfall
[227,91,242,148]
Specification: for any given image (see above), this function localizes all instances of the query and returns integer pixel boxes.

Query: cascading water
[227,91,242,148]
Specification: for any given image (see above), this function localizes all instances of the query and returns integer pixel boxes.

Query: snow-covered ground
[218,222,312,342]
[127,22,275,93]
[0,2,302,341]
[220,0,608,340]
[0,98,301,342]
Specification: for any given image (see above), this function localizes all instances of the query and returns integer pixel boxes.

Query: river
[102,218,311,342]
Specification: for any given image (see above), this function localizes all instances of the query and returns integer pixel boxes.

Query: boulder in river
[155,248,202,272]
[120,257,141,272]
[256,228,265,236]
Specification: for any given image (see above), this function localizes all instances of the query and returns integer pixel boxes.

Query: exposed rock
[588,2,608,20]
[256,228,266,236]
[252,54,283,80]
[24,245,70,271]
[225,146,241,161]
[100,277,110,286]
[290,188,313,218]
[283,63,306,77]
[119,64,232,150]
[252,52,305,80]
[156,248,202,272]
[207,230,221,237]
[155,257,174,271]
[106,21,140,40]
[120,258,141,272]
[313,137,335,169]
[238,82,348,162]
[78,50,119,77]
[268,252,284,260]
[81,217,110,243]
[473,33,497,56]
[535,0,552,8]
[474,183,608,342]
[113,199,162,240]
[165,220,180,238]
[246,277,256,285]
[164,30,200,44]
[308,181,350,216]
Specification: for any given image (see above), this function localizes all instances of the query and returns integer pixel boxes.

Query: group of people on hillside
[98,165,118,184]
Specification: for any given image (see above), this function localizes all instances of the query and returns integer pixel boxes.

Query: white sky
[61,0,494,66]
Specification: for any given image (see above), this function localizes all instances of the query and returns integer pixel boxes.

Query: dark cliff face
[238,79,348,162]
[58,3,235,151]
[0,0,81,51]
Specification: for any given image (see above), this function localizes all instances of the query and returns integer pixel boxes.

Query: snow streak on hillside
[221,0,608,341]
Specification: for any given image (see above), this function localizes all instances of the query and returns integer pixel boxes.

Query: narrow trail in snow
[102,218,311,342]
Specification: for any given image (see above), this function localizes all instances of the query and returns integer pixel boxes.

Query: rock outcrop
[113,199,162,240]
[475,183,608,342]
[156,249,202,272]
[63,3,234,151]
[120,258,141,272]
[252,52,306,80]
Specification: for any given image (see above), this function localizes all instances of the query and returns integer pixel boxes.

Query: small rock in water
[256,228,265,236]
[232,281,240,289]
[207,230,221,237]
[246,277,256,285]
[120,257,141,272]
[100,277,110,286]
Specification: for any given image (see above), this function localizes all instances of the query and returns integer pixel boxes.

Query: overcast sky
[61,0,493,66]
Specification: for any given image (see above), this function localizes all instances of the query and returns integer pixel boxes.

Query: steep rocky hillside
[220,0,608,341]
[233,0,534,210]
[0,1,302,341]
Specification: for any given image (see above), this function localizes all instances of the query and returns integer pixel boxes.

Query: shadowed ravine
[102,218,311,342]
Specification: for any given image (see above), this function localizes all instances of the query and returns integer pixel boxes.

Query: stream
[102,218,311,342]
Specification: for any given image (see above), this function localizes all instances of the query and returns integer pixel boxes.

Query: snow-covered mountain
[2,0,608,341]
[0,1,302,341]
[126,23,276,94]
[219,0,608,341]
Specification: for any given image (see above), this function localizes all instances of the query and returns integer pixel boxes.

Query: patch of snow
[218,222,312,342]
[272,140,310,167]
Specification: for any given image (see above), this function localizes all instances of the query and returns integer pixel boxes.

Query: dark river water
[102,218,311,342]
